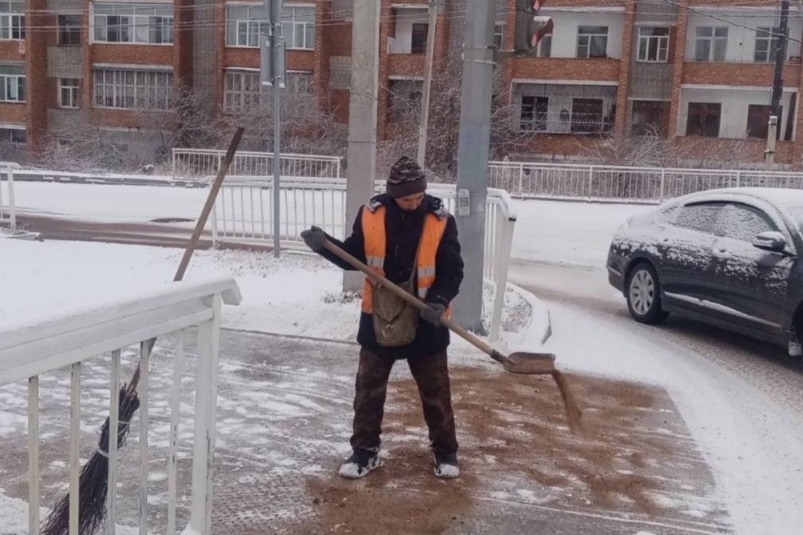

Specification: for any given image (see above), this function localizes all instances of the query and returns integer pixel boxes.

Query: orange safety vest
[361,204,451,318]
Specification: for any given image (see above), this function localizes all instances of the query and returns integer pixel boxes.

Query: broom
[41,126,245,535]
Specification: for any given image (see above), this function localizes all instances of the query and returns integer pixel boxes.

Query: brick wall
[512,58,621,82]
[683,63,801,88]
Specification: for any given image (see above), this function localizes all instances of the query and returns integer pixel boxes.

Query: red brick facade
[1,0,801,165]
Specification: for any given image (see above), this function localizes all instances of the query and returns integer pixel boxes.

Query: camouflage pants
[350,348,458,455]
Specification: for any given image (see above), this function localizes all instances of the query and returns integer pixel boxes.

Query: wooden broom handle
[321,240,496,357]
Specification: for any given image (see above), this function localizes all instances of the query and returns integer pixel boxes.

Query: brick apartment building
[1,0,803,165]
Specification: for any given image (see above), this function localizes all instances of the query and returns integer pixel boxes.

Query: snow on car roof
[679,187,803,208]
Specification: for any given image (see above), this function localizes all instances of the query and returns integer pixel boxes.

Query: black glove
[420,303,446,327]
[301,226,326,252]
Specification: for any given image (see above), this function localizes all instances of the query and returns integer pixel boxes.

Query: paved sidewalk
[0,330,731,534]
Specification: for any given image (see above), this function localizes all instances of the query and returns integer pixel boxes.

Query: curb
[508,281,553,347]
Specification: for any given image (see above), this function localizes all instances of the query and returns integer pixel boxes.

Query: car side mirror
[753,231,787,253]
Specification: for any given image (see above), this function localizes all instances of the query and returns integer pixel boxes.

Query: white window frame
[637,26,669,62]
[283,5,315,51]
[226,4,269,48]
[92,3,174,45]
[93,68,173,110]
[0,124,25,144]
[577,26,608,59]
[694,26,728,62]
[223,69,312,113]
[59,78,80,109]
[0,2,25,41]
[494,23,505,49]
[755,27,782,63]
[224,70,263,112]
[0,65,25,103]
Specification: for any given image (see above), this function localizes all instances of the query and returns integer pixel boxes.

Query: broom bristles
[550,370,583,434]
[41,387,140,535]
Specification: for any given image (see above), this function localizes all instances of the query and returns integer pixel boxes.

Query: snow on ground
[9,182,653,268]
[0,239,539,351]
[511,198,653,267]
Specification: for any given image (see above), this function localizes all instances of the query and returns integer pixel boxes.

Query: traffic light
[514,0,553,54]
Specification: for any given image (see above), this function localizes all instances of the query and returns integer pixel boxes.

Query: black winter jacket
[319,193,464,358]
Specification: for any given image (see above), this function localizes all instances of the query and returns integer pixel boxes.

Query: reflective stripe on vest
[360,204,450,316]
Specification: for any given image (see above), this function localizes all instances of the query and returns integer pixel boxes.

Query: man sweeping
[301,156,464,479]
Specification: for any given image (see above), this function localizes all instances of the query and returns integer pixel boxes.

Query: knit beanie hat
[387,156,427,198]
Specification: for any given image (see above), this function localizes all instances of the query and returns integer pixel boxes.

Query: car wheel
[626,263,669,325]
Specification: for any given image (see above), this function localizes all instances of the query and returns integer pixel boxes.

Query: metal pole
[272,0,282,257]
[767,115,779,169]
[344,0,381,291]
[417,0,439,167]
[767,0,789,168]
[452,0,496,332]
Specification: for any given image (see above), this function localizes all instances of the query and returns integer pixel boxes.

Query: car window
[673,202,723,234]
[715,203,776,242]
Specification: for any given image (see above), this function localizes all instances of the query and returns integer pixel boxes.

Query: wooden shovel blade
[502,352,557,374]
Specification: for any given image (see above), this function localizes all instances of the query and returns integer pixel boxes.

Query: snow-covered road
[510,262,803,535]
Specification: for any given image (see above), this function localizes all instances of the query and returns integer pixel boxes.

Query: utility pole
[418,0,439,167]
[452,0,496,332]
[767,0,789,169]
[344,0,381,291]
[261,0,286,256]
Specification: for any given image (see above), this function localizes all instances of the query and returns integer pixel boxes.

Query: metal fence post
[659,169,665,201]
[736,171,741,188]
[8,166,16,233]
[518,164,524,195]
[587,165,594,200]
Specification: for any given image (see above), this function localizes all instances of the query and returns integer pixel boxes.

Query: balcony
[387,54,425,78]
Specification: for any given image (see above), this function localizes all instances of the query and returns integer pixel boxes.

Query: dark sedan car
[608,188,803,356]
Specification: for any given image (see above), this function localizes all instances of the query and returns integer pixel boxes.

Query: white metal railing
[0,163,19,232]
[172,148,343,179]
[210,177,517,341]
[488,161,803,203]
[0,277,242,535]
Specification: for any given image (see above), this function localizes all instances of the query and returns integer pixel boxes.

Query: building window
[577,26,608,58]
[746,104,782,139]
[226,4,316,49]
[226,4,268,47]
[93,3,174,45]
[224,70,263,112]
[59,78,80,109]
[494,24,504,49]
[571,98,605,132]
[686,102,721,137]
[0,2,25,41]
[58,15,82,46]
[631,100,669,136]
[411,23,428,54]
[284,6,315,50]
[93,68,173,109]
[520,96,548,131]
[224,70,312,113]
[538,34,552,57]
[755,27,782,63]
[0,126,25,144]
[694,26,727,62]
[0,64,25,103]
[637,26,669,62]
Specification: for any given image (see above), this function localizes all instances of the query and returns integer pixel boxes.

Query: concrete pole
[344,0,381,292]
[766,115,778,169]
[767,0,789,168]
[417,0,439,167]
[451,0,495,332]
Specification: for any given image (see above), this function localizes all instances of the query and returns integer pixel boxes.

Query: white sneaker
[338,449,381,479]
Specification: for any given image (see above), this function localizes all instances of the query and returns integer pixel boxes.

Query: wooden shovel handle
[321,240,496,357]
